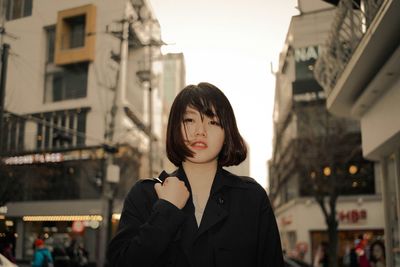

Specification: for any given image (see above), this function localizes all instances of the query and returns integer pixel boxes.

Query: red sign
[338,209,367,224]
[72,221,85,233]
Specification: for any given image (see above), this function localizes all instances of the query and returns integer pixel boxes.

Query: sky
[149,0,299,188]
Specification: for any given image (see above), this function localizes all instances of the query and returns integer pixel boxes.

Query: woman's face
[372,244,383,260]
[181,106,225,165]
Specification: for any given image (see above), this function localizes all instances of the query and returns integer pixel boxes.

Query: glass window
[33,109,89,150]
[6,0,32,21]
[45,26,55,63]
[45,63,88,102]
[63,15,86,49]
[0,113,26,154]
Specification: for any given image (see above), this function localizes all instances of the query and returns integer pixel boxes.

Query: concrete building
[0,0,184,266]
[314,0,400,265]
[269,0,384,264]
[159,52,186,172]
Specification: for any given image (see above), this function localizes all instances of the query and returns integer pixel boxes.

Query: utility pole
[0,43,9,152]
[0,0,8,153]
[98,3,134,266]
[148,30,154,178]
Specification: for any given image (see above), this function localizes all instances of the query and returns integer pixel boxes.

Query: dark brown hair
[166,82,247,166]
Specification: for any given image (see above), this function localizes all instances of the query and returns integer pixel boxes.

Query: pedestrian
[52,244,71,267]
[369,240,386,267]
[66,240,88,267]
[31,239,54,267]
[106,82,284,266]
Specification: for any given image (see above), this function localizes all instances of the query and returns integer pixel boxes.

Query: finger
[154,183,162,195]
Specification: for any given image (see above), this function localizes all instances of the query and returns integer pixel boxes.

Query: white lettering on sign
[295,46,320,62]
[3,153,63,165]
[293,91,326,102]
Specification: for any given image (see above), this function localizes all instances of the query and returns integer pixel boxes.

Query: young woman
[107,82,284,267]
[369,240,386,267]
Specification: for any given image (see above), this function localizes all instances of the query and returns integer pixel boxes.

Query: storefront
[276,195,385,265]
[0,146,139,265]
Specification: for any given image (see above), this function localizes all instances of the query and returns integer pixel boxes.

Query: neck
[182,160,218,190]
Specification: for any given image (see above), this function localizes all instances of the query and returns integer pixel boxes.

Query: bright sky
[149,0,299,188]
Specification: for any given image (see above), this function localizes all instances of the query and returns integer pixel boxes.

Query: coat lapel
[195,194,229,239]
[158,167,247,263]
[194,167,244,241]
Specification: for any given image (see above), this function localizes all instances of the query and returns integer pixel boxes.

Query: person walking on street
[31,239,53,267]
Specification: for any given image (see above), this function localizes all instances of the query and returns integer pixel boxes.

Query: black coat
[107,167,284,267]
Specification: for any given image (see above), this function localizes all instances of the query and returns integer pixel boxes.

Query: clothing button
[218,197,224,205]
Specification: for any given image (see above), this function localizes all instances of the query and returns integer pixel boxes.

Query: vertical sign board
[293,45,325,102]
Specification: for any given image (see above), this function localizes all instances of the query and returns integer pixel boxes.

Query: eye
[183,117,194,124]
[209,120,221,126]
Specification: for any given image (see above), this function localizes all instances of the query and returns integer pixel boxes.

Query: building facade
[269,0,384,264]
[314,0,400,265]
[0,0,179,266]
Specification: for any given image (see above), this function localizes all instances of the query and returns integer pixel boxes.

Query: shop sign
[338,209,367,224]
[294,45,321,80]
[3,153,63,165]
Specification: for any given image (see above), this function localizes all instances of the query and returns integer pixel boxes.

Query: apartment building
[0,0,183,266]
[314,0,400,265]
[269,0,384,264]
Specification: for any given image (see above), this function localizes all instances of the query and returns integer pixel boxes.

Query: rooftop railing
[314,0,384,95]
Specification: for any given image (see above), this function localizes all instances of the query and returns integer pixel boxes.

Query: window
[45,26,55,63]
[44,63,88,102]
[0,112,25,154]
[6,0,32,21]
[35,108,90,150]
[44,26,88,103]
[63,15,86,49]
[54,4,96,65]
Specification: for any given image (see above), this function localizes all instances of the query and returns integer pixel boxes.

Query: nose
[194,121,206,136]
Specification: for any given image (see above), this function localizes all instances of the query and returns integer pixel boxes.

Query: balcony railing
[314,0,384,95]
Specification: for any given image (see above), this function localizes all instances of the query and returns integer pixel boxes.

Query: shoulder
[221,168,266,195]
[123,177,159,207]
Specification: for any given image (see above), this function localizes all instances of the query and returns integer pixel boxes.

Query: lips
[190,141,208,149]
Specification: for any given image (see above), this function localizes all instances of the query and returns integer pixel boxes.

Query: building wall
[1,1,164,265]
[271,3,385,265]
[3,0,154,148]
[361,78,400,159]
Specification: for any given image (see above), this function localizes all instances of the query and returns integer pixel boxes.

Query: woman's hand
[154,177,190,209]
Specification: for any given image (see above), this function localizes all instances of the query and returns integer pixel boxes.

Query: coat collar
[157,166,248,245]
[158,166,247,196]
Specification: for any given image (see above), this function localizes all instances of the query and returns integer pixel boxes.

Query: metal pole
[148,81,153,177]
[0,43,10,153]
[147,18,154,178]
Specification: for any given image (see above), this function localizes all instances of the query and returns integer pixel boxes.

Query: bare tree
[270,103,373,267]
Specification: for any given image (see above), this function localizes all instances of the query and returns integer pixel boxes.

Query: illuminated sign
[2,148,104,165]
[3,153,63,165]
[22,215,103,221]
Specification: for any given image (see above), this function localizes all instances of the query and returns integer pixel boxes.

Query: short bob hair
[166,82,247,167]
